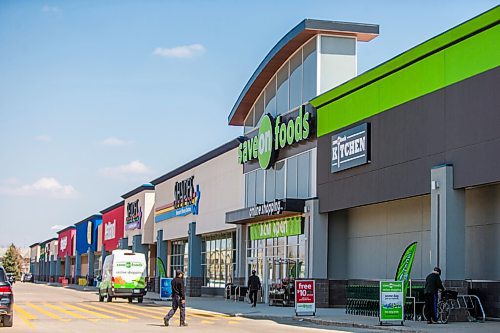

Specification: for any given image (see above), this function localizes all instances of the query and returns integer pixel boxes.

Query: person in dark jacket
[247,270,261,307]
[424,267,445,324]
[164,271,187,327]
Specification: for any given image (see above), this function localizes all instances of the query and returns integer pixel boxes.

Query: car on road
[22,273,33,283]
[0,266,14,327]
[99,250,147,303]
[5,273,15,285]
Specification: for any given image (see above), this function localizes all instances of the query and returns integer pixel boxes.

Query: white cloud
[99,160,152,180]
[153,44,205,59]
[50,225,67,231]
[102,137,127,146]
[42,5,61,13]
[0,177,77,198]
[35,135,52,142]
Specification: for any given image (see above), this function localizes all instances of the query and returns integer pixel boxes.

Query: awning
[225,199,305,225]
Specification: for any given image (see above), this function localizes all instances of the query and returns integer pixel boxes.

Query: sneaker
[180,322,188,327]
[163,318,169,326]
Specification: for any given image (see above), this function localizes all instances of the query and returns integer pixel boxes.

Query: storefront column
[156,230,168,292]
[187,222,202,297]
[235,224,247,286]
[55,257,61,277]
[88,249,95,280]
[49,255,55,280]
[132,235,149,273]
[101,244,107,271]
[75,252,82,280]
[305,199,329,308]
[430,165,465,284]
[64,254,71,279]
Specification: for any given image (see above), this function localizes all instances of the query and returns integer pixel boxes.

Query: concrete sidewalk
[145,292,499,333]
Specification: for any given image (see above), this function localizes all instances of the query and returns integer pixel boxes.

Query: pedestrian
[247,270,261,307]
[163,270,188,327]
[424,267,445,324]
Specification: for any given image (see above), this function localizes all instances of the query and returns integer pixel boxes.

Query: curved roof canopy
[228,19,379,126]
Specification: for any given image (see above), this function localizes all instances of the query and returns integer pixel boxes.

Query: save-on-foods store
[152,139,243,296]
[311,8,500,316]
[225,19,379,306]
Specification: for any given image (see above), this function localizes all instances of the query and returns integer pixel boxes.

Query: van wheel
[98,290,104,302]
[128,298,133,303]
[138,297,143,303]
[3,315,13,327]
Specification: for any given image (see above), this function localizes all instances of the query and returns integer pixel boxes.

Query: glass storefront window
[201,232,236,288]
[302,38,317,103]
[254,93,265,126]
[170,240,188,278]
[286,156,298,198]
[297,151,310,198]
[265,77,277,117]
[244,107,255,134]
[276,64,289,116]
[265,168,275,202]
[275,161,285,200]
[255,169,265,204]
[246,171,256,207]
[289,50,303,110]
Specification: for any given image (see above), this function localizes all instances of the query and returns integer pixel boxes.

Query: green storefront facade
[311,6,500,316]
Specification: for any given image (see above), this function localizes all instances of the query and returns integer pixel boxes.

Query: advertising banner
[160,278,173,300]
[379,281,404,324]
[250,216,302,241]
[295,280,315,316]
[395,242,417,299]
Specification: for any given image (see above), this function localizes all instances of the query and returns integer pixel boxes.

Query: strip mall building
[27,6,499,318]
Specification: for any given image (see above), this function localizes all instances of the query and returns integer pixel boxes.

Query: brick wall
[329,280,347,307]
[468,281,500,319]
[186,277,203,297]
[314,279,329,308]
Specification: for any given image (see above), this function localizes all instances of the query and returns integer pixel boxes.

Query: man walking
[424,267,445,324]
[164,271,188,327]
[247,270,261,307]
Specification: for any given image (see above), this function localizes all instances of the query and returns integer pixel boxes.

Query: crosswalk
[14,301,242,330]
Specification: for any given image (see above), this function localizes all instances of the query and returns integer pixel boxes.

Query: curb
[233,313,425,333]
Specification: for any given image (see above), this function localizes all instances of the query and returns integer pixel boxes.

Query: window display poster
[295,279,315,316]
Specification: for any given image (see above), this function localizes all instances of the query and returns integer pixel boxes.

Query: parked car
[5,274,15,285]
[0,267,13,327]
[99,250,147,303]
[22,273,33,283]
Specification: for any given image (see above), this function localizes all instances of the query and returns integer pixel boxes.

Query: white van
[99,250,147,303]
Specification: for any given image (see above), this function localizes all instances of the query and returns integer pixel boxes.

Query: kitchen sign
[379,281,404,325]
[249,216,302,241]
[295,280,316,316]
[331,123,370,173]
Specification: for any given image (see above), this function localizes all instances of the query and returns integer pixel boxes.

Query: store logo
[238,106,311,169]
[104,220,116,241]
[126,199,142,230]
[331,123,370,173]
[154,176,201,223]
[249,200,284,218]
[60,236,68,251]
[87,221,93,245]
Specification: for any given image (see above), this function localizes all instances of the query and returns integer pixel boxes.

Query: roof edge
[100,201,125,214]
[57,225,76,234]
[121,184,155,200]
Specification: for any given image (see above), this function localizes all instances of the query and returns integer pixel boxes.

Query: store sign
[40,244,46,261]
[379,281,404,324]
[154,176,201,223]
[238,106,312,169]
[60,236,68,252]
[249,200,284,218]
[126,199,142,230]
[249,216,302,241]
[87,221,93,245]
[104,220,116,241]
[295,280,316,316]
[331,123,370,173]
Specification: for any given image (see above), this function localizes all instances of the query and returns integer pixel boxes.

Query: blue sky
[0,0,495,247]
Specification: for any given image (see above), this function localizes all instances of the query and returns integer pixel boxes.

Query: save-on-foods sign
[238,106,312,169]
[331,123,370,173]
[249,216,302,240]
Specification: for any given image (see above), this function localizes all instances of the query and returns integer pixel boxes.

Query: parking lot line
[13,305,36,329]
[44,303,88,320]
[61,302,114,319]
[77,302,139,319]
[99,303,164,320]
[26,303,70,322]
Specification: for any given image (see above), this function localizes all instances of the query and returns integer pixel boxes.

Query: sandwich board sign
[379,280,404,325]
[295,280,315,316]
